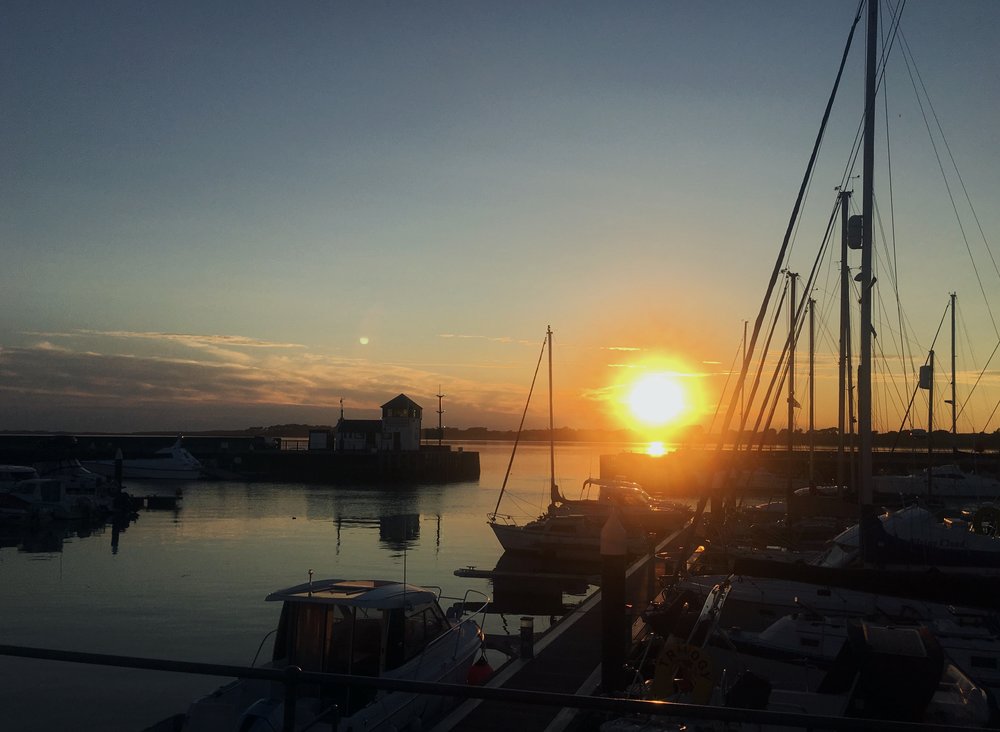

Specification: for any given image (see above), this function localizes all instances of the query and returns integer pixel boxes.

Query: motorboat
[183,578,489,732]
[34,459,118,514]
[0,477,102,520]
[83,438,203,480]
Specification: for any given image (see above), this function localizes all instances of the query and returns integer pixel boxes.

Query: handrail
[0,643,980,732]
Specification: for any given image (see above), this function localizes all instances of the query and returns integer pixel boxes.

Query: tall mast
[436,387,445,447]
[951,292,957,447]
[837,190,851,488]
[547,325,557,504]
[809,296,816,490]
[787,271,798,510]
[858,0,877,511]
[742,319,748,425]
[926,350,935,495]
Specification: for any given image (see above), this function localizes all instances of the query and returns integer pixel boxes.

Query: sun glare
[646,441,667,457]
[627,372,687,427]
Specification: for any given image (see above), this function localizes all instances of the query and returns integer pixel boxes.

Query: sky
[3,1,1000,436]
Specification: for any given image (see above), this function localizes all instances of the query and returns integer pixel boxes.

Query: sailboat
[630,8,1000,725]
[487,327,681,561]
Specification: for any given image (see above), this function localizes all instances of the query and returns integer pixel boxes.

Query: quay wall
[601,447,1000,495]
[0,434,480,485]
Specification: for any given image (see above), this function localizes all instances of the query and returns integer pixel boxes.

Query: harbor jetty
[0,433,479,484]
[601,445,1000,496]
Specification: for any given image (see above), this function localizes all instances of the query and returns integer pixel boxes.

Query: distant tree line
[102,423,1000,452]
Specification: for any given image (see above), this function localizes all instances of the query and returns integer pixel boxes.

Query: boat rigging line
[490,329,548,520]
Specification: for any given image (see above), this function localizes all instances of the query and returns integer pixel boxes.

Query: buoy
[466,655,493,685]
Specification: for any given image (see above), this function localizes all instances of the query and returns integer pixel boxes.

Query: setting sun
[627,372,687,427]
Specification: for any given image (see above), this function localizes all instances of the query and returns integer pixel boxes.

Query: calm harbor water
[0,441,649,732]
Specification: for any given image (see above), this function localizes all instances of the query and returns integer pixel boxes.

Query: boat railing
[0,643,959,732]
[250,628,278,667]
[409,588,491,677]
[487,512,519,526]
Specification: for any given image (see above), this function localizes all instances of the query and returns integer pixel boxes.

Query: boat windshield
[272,603,384,676]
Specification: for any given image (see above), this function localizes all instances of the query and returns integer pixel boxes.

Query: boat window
[385,602,448,669]
[618,492,648,508]
[272,602,355,673]
[350,608,383,677]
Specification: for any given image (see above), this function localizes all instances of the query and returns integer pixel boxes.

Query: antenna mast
[436,387,445,447]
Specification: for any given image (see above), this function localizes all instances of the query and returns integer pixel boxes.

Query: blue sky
[3,1,1000,434]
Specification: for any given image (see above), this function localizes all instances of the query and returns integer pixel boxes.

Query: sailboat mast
[838,190,851,488]
[951,292,957,446]
[787,271,798,508]
[809,296,816,490]
[927,350,935,496]
[858,0,877,509]
[547,325,557,502]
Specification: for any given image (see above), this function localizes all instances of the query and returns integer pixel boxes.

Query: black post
[519,616,534,659]
[600,510,627,694]
[113,448,123,492]
[283,665,301,732]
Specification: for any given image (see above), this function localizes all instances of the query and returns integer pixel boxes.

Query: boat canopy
[265,578,438,609]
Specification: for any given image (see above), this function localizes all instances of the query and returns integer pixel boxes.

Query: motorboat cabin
[185,578,486,732]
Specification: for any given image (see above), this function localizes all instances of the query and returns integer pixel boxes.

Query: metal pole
[809,297,816,490]
[600,510,627,694]
[951,292,957,448]
[928,350,934,497]
[838,190,851,488]
[858,0,877,511]
[787,272,798,513]
[436,387,445,447]
[547,325,556,502]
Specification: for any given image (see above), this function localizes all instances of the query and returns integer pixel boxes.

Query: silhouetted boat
[83,438,203,480]
[181,578,488,732]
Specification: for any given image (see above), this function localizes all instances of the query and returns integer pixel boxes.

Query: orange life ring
[651,637,714,704]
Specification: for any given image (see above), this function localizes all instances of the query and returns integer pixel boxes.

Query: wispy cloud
[438,333,536,346]
[28,330,306,349]
[0,332,550,431]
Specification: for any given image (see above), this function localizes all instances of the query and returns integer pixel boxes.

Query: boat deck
[433,531,686,732]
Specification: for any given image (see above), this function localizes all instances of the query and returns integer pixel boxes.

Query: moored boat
[82,438,203,480]
[182,577,488,732]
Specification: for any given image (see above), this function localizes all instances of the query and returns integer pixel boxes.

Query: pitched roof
[381,393,422,410]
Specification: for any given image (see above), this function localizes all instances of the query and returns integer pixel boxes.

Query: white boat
[83,438,203,480]
[813,502,1000,571]
[873,464,1000,500]
[0,477,100,520]
[34,459,118,514]
[661,571,987,635]
[720,605,1000,693]
[183,578,488,732]
[614,581,994,730]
